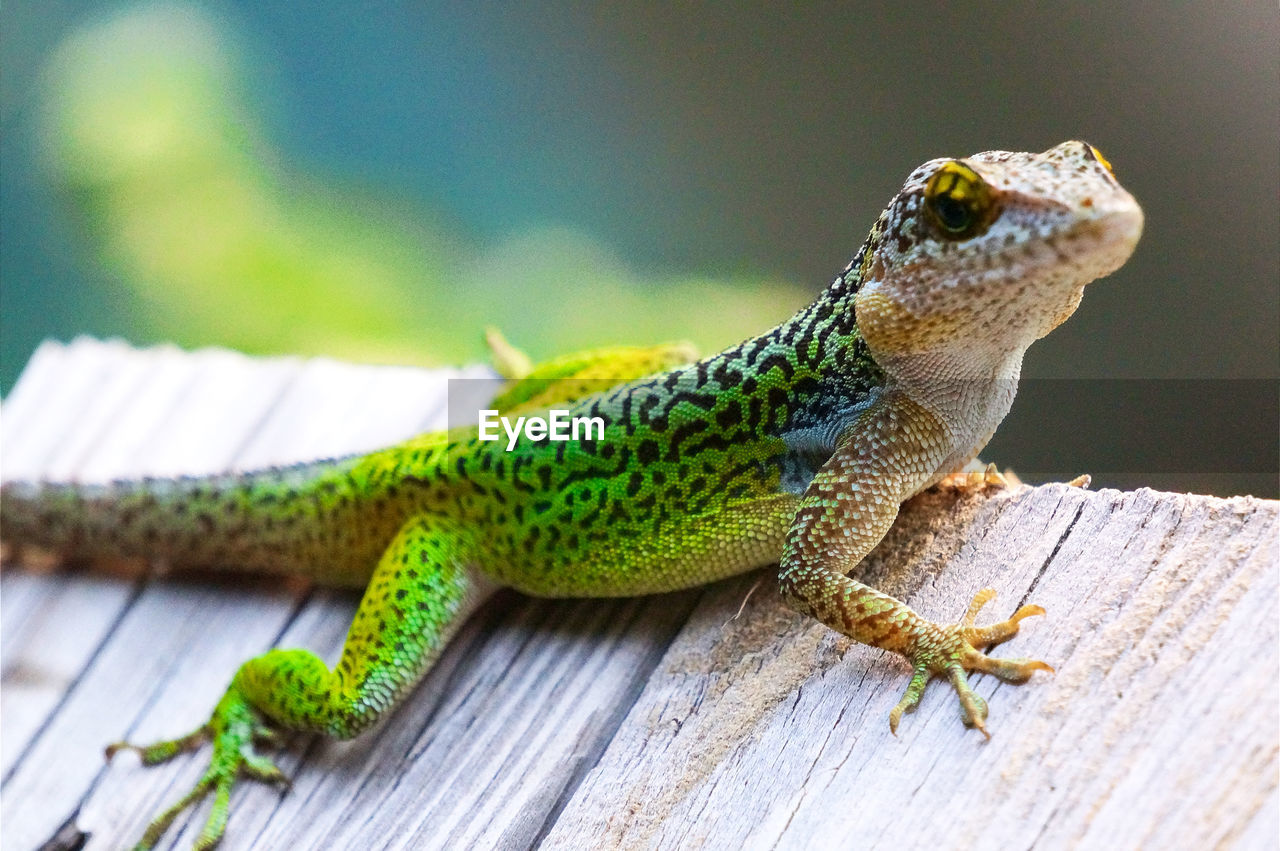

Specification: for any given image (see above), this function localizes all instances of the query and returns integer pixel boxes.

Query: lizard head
[853,141,1143,378]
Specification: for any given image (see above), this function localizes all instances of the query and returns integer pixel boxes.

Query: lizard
[0,141,1143,849]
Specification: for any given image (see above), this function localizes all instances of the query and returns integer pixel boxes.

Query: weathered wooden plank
[0,341,190,776]
[0,572,135,779]
[1,338,87,469]
[74,351,469,849]
[39,343,192,483]
[542,485,1279,850]
[233,356,436,466]
[102,346,303,477]
[1,342,313,849]
[0,571,46,655]
[1,338,137,480]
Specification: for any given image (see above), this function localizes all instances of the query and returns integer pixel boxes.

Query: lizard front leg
[777,393,1051,737]
[108,515,493,849]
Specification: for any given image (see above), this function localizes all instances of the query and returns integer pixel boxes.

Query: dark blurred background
[2,2,1276,496]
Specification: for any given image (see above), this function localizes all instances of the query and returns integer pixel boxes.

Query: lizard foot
[483,326,534,379]
[935,462,1018,494]
[106,685,289,850]
[888,588,1052,739]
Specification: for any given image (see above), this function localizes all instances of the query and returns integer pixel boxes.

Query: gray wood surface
[1,338,1276,850]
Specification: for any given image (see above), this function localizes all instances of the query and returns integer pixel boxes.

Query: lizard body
[0,141,1142,849]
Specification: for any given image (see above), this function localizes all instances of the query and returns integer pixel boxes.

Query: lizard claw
[888,588,1052,737]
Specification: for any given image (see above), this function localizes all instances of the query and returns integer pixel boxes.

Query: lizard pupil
[932,194,971,232]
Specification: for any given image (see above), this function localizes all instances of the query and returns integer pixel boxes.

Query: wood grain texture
[1,339,1275,851]
[543,485,1279,850]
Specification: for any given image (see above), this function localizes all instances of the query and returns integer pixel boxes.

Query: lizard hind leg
[485,328,698,413]
[108,514,492,850]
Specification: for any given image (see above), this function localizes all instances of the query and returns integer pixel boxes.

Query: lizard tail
[0,456,384,586]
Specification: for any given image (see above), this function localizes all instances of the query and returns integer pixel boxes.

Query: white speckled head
[855,141,1144,375]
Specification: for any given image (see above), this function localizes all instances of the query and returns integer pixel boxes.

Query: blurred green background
[1,2,1276,496]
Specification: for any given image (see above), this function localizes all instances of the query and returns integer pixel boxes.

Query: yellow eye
[923,161,997,240]
[1087,144,1114,175]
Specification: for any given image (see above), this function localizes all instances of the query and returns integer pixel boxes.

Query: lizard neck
[876,341,1026,425]
[895,347,1025,484]
[829,245,1035,482]
[853,282,1031,483]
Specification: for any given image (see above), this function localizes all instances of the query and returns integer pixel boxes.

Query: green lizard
[0,141,1142,849]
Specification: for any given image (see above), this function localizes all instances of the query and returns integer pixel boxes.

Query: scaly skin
[0,141,1142,849]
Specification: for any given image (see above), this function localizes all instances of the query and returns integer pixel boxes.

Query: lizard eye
[1085,143,1114,175]
[923,161,997,241]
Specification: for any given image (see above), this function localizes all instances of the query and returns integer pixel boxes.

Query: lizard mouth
[1093,197,1144,244]
[1059,200,1144,281]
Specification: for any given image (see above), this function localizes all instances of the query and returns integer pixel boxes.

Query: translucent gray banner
[446,377,1277,497]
